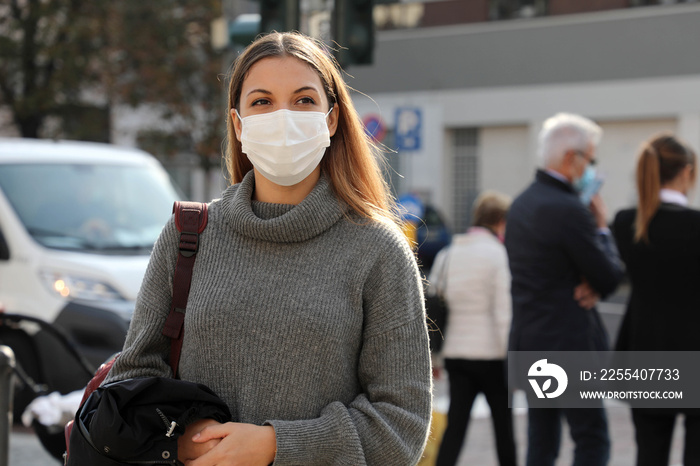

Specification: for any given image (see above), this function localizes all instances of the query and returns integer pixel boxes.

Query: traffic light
[260,0,300,34]
[332,0,375,67]
[229,14,261,48]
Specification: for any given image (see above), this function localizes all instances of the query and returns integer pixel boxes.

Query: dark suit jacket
[613,204,700,351]
[505,170,623,351]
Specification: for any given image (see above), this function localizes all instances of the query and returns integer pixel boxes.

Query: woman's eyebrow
[246,86,320,97]
[293,86,320,94]
[246,88,272,96]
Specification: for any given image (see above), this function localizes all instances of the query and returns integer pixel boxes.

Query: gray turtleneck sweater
[107,172,432,465]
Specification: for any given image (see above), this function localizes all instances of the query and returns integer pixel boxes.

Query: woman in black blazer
[613,134,700,466]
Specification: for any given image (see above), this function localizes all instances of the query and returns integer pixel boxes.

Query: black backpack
[67,377,231,465]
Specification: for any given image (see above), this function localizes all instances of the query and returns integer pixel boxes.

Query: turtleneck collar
[221,170,349,243]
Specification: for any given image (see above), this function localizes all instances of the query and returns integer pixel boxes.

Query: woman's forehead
[242,56,323,93]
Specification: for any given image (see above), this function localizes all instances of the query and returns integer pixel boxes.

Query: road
[426,380,685,466]
[9,425,60,465]
[10,397,685,466]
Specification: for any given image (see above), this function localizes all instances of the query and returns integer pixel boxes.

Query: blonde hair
[635,134,696,243]
[225,32,396,223]
[472,191,511,231]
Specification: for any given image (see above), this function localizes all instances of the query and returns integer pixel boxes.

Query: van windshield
[0,163,180,253]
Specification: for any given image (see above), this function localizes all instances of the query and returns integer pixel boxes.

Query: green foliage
[0,0,106,137]
[0,0,225,165]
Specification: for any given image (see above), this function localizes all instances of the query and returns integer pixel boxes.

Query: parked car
[0,138,181,376]
[415,204,451,273]
[397,193,452,274]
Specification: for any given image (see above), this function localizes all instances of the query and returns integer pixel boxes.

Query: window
[452,128,480,234]
[630,0,698,5]
[490,0,548,20]
[0,163,178,251]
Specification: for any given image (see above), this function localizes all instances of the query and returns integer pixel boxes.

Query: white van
[0,138,181,368]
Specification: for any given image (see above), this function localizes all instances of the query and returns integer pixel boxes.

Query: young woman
[613,134,700,466]
[106,32,432,465]
[430,192,517,466]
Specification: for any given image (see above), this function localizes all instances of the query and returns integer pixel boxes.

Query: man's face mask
[573,164,596,193]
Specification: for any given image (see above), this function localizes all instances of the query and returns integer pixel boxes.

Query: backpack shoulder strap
[162,201,208,376]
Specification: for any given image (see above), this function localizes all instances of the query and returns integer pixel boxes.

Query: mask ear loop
[322,106,335,138]
[325,106,335,135]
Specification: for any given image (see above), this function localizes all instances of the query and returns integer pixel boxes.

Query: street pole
[0,345,15,466]
[285,0,300,31]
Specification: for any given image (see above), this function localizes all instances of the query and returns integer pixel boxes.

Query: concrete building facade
[348,2,700,232]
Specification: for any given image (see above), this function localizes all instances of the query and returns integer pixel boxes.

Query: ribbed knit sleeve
[105,216,179,382]
[268,225,432,465]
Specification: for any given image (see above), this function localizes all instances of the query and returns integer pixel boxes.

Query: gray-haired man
[505,113,623,466]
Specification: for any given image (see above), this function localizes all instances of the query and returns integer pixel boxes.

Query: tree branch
[0,75,16,107]
[20,0,40,98]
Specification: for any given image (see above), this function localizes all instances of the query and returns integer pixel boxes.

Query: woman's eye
[297,97,316,105]
[251,99,270,106]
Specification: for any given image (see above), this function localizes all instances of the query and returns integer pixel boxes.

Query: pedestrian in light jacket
[432,191,517,466]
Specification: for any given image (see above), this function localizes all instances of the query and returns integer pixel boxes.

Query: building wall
[549,0,629,16]
[476,119,679,225]
[596,118,678,215]
[355,75,700,227]
[480,125,531,200]
[347,3,700,93]
[351,4,700,229]
[420,0,489,26]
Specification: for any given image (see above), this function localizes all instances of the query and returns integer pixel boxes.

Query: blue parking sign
[395,108,422,151]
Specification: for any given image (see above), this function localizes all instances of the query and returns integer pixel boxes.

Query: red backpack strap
[162,201,208,376]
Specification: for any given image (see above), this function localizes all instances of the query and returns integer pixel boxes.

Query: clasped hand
[574,278,600,310]
[178,419,276,465]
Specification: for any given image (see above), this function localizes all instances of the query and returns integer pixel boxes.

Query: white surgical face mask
[236,108,332,187]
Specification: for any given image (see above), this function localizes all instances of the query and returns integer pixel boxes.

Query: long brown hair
[224,32,396,224]
[635,134,696,243]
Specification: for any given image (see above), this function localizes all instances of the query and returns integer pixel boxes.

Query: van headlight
[40,271,125,302]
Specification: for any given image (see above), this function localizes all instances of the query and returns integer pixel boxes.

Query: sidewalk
[8,390,686,466]
[9,425,59,465]
[430,377,685,466]
[455,399,685,465]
